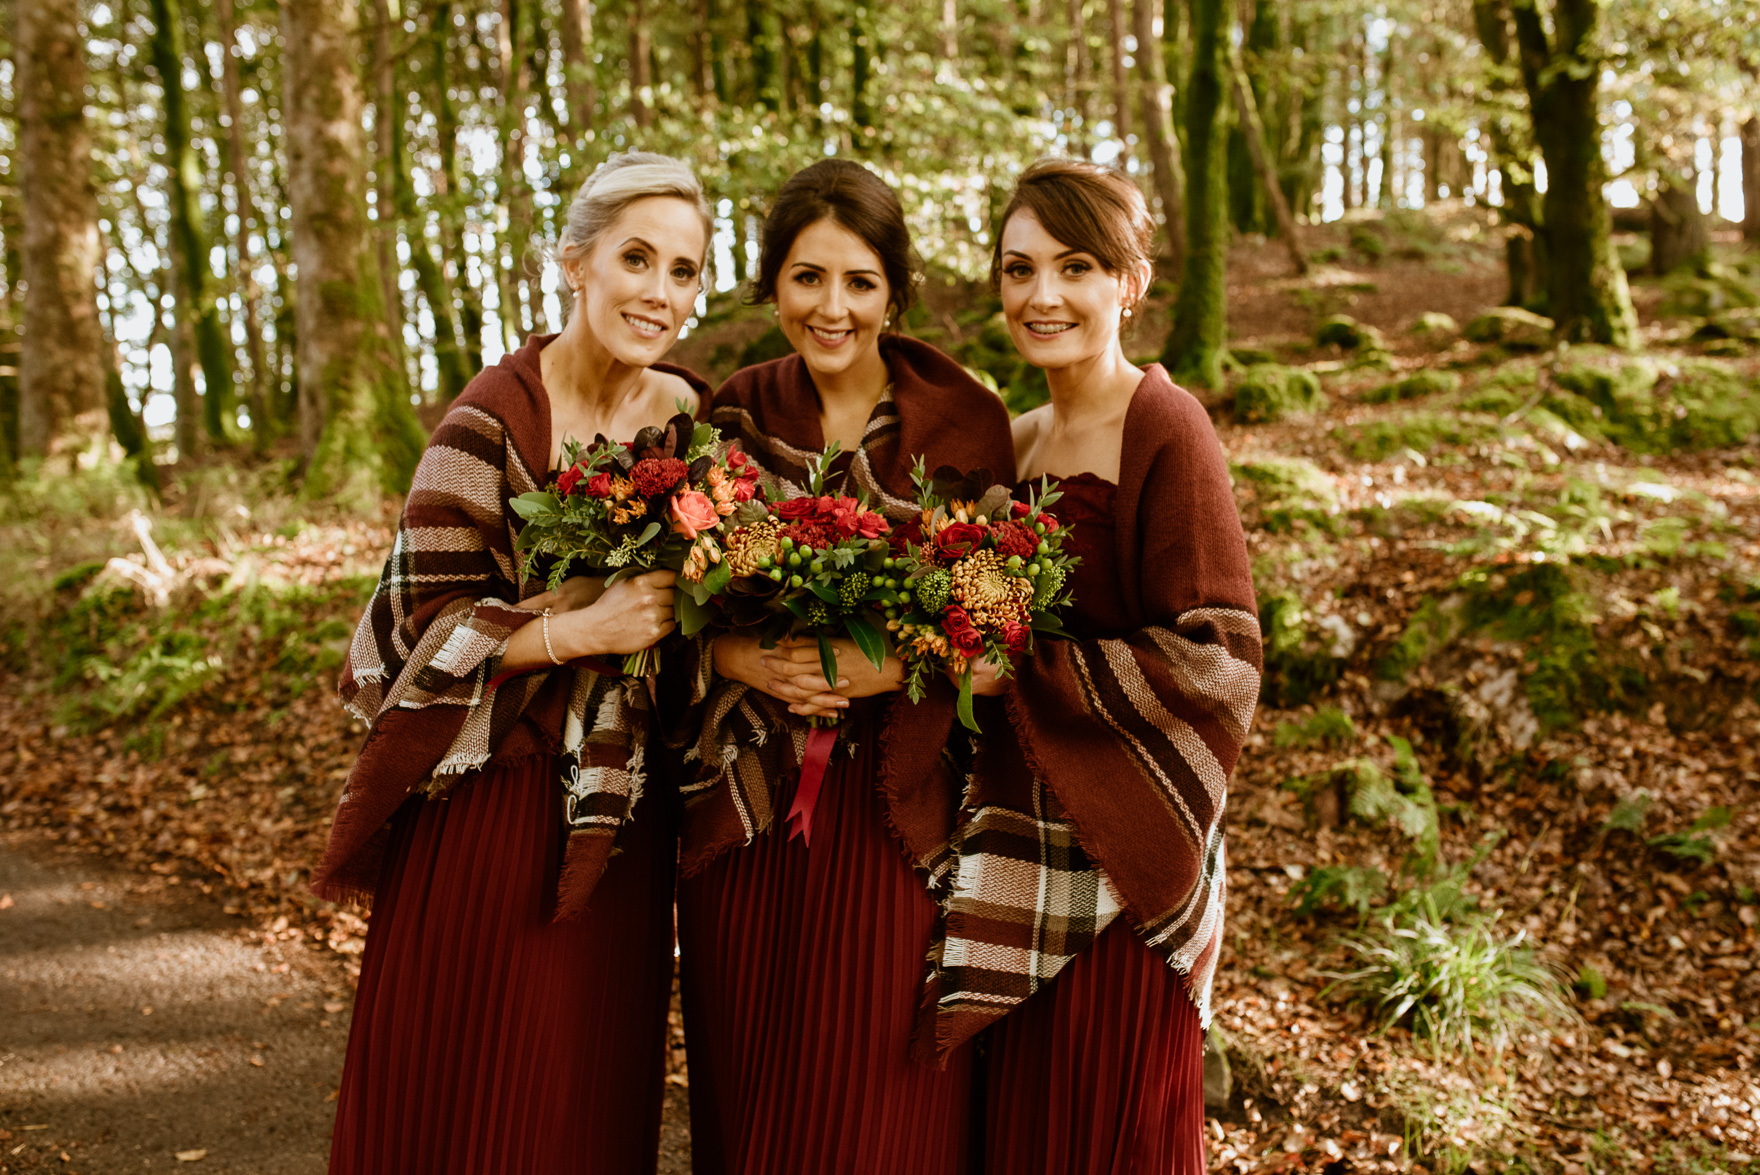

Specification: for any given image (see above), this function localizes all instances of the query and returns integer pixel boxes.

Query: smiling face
[998,208,1141,372]
[564,196,707,367]
[773,217,892,382]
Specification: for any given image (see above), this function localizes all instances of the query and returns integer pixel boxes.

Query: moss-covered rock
[1233,363,1327,423]
[1316,314,1385,352]
[1690,307,1760,343]
[1361,369,1462,404]
[1463,306,1555,349]
[1409,311,1459,337]
[1333,411,1496,462]
[1657,264,1760,318]
[1258,591,1349,707]
[1233,456,1340,533]
[1550,355,1760,451]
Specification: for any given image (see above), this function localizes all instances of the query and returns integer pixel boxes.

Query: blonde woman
[317,153,713,1175]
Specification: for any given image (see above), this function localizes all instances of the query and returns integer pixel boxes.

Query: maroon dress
[328,755,676,1175]
[675,694,975,1175]
[979,473,1207,1174]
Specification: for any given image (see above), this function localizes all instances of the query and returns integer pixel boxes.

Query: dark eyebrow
[618,237,656,252]
[1054,248,1092,261]
[790,261,879,276]
[1001,250,1032,261]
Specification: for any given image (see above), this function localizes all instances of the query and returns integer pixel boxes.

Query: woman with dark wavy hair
[915,158,1263,1173]
[672,158,1015,1175]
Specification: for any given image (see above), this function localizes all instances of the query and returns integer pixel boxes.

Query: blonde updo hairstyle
[554,152,714,290]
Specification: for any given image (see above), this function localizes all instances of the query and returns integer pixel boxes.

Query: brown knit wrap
[311,334,709,919]
[671,335,1017,877]
[915,366,1263,1059]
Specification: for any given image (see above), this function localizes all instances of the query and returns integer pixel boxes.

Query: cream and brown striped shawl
[670,335,1017,876]
[312,335,708,918]
[915,365,1263,1059]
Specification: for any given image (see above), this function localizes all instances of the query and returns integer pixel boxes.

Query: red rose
[941,605,975,636]
[775,497,818,520]
[950,627,984,658]
[1011,501,1032,518]
[933,521,986,560]
[1036,512,1060,534]
[556,465,584,496]
[731,478,757,503]
[585,472,614,498]
[992,520,1038,560]
[727,447,749,470]
[1003,622,1030,655]
[856,511,889,539]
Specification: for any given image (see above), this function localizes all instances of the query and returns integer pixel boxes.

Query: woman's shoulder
[646,366,703,418]
[1011,402,1051,455]
[707,353,804,414]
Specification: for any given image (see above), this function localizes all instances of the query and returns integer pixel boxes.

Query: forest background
[4,0,1760,1171]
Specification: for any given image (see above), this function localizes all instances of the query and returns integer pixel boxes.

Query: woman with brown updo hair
[913,158,1263,1171]
[671,158,1015,1174]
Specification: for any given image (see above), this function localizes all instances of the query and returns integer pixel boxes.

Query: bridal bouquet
[509,411,761,675]
[699,443,898,710]
[890,461,1078,731]
[694,443,900,843]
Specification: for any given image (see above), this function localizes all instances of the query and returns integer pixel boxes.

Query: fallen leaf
[175,1150,207,1162]
[0,893,14,909]
[140,1006,153,1016]
[249,1055,264,1067]
[323,1001,345,1013]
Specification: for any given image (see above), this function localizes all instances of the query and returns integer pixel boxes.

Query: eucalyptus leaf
[676,586,711,637]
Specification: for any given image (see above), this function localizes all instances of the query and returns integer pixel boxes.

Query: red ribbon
[784,726,841,846]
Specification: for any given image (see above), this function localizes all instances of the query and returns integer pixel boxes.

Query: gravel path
[0,835,691,1174]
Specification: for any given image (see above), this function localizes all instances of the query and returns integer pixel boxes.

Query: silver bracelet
[541,608,563,666]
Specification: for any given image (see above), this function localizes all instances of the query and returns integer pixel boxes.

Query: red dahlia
[991,520,1038,560]
[630,456,689,498]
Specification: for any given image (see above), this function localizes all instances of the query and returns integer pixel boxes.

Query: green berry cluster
[916,568,953,613]
[838,572,871,610]
[1031,563,1066,610]
[806,599,830,626]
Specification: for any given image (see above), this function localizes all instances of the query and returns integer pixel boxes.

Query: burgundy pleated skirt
[981,920,1208,1174]
[676,728,975,1175]
[328,755,675,1175]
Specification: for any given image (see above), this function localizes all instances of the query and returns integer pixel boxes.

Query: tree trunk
[558,0,598,142]
[0,172,20,470]
[1650,176,1709,275]
[852,7,874,131]
[281,0,425,501]
[498,0,535,343]
[215,0,271,442]
[1161,0,1230,390]
[431,2,484,376]
[1067,0,1093,157]
[1511,0,1636,345]
[1105,0,1130,160]
[371,0,407,374]
[1132,0,1185,265]
[1229,41,1306,274]
[630,0,653,127]
[1472,1,1546,304]
[148,0,234,444]
[1742,116,1760,244]
[943,0,959,59]
[1377,41,1395,208]
[394,15,469,400]
[16,0,107,459]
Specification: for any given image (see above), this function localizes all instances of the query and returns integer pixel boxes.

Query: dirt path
[0,835,693,1174]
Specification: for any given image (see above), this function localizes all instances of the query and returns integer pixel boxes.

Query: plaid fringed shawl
[915,366,1263,1060]
[672,334,1016,876]
[311,334,709,919]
